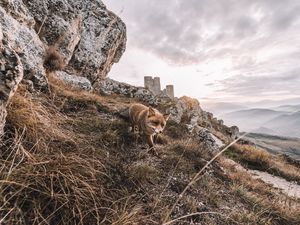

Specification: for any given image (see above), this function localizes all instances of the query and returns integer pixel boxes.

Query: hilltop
[1,0,300,224]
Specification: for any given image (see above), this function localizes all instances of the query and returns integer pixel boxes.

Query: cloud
[106,0,300,65]
[214,67,300,97]
[104,0,300,102]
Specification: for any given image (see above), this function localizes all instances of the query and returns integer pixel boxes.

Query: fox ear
[163,114,170,121]
[148,107,156,117]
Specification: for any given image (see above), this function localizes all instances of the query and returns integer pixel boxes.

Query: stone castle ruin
[144,76,174,99]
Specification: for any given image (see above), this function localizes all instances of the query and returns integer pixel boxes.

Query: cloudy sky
[104,0,300,105]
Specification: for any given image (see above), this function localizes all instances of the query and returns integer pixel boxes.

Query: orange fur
[129,103,169,148]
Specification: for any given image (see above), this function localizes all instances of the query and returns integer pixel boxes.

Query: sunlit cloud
[104,0,300,104]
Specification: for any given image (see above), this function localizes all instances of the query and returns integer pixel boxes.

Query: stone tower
[153,77,161,95]
[144,76,161,95]
[143,76,175,99]
[166,85,174,99]
[144,76,153,90]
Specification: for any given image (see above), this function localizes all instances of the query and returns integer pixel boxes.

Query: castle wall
[166,85,174,99]
[144,76,153,90]
[143,76,174,99]
[153,77,161,95]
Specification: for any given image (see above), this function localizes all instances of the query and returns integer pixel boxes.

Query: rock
[23,0,126,83]
[167,96,204,125]
[96,78,159,105]
[0,36,24,137]
[21,79,35,92]
[54,71,92,91]
[0,0,126,88]
[0,0,126,137]
[0,2,47,88]
[167,95,239,144]
[227,126,239,140]
[194,128,224,152]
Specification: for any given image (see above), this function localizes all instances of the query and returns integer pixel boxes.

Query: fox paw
[147,146,159,156]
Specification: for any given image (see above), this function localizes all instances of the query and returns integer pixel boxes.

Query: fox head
[147,107,170,134]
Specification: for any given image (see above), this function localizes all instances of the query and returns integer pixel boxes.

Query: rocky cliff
[0,31,23,137]
[0,0,126,135]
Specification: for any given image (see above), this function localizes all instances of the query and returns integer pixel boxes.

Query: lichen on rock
[0,27,24,137]
[24,0,127,83]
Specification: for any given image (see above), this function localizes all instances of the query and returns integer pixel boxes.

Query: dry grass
[220,158,300,225]
[1,78,300,224]
[5,87,70,152]
[128,163,159,184]
[0,82,143,224]
[43,47,65,72]
[226,144,300,184]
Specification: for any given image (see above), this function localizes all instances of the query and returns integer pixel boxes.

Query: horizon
[104,0,300,106]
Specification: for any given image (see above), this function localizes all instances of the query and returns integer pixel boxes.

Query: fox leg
[153,134,158,144]
[132,124,139,145]
[146,134,154,148]
[146,135,159,155]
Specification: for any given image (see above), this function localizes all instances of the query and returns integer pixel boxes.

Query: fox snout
[151,126,164,134]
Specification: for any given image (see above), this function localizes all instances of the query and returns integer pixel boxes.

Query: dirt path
[250,170,300,199]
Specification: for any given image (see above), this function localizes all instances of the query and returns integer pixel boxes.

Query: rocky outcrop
[96,78,170,105]
[0,0,126,137]
[0,1,47,88]
[167,96,239,145]
[54,71,92,91]
[23,0,126,84]
[193,127,225,152]
[0,26,24,137]
[168,96,203,124]
[0,0,126,89]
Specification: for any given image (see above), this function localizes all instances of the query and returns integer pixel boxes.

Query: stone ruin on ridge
[144,76,174,99]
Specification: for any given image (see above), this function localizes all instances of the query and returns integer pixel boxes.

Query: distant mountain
[204,100,300,138]
[264,111,300,137]
[272,104,300,113]
[221,108,286,132]
[253,126,279,135]
[244,97,300,108]
[201,101,247,116]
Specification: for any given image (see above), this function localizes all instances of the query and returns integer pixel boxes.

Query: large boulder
[0,1,47,88]
[0,24,24,137]
[54,71,92,91]
[23,0,126,84]
[0,0,126,137]
[0,0,126,89]
[167,96,205,125]
[167,96,239,144]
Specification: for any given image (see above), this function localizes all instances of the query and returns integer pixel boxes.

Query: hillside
[1,0,300,224]
[1,77,300,224]
[241,133,300,161]
[221,108,300,138]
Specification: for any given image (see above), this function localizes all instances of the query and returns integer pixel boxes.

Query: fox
[128,103,170,149]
